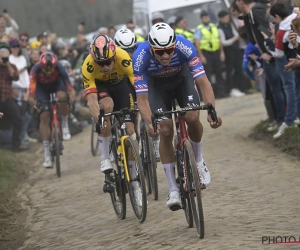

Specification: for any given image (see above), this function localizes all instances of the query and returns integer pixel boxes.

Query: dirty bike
[152,100,218,238]
[97,108,147,223]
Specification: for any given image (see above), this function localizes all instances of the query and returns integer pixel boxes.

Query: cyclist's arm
[195,75,215,107]
[81,56,99,122]
[137,93,152,126]
[57,63,73,91]
[28,65,37,106]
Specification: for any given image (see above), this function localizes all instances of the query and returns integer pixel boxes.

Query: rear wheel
[54,123,61,178]
[125,137,147,223]
[91,119,99,156]
[184,140,204,238]
[108,136,126,220]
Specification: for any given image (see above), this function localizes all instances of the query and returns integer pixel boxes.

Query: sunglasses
[42,67,55,73]
[11,45,20,48]
[152,45,176,56]
[96,57,115,67]
[124,47,135,54]
[20,38,28,42]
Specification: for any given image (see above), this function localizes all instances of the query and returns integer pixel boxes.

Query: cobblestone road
[16,93,300,250]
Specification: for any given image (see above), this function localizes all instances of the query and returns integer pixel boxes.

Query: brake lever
[151,113,158,134]
[96,109,105,134]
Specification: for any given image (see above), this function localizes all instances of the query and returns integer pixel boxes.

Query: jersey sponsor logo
[134,74,143,82]
[188,95,193,101]
[110,72,118,79]
[176,41,192,57]
[87,61,94,73]
[134,49,146,71]
[99,92,108,98]
[152,66,181,77]
[129,93,135,109]
[122,59,131,67]
[82,74,89,83]
[188,57,199,67]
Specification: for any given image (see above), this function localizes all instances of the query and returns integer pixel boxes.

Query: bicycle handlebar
[96,107,139,134]
[151,103,218,133]
[36,97,71,110]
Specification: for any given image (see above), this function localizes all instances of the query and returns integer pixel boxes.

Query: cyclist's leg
[56,78,71,140]
[36,84,52,167]
[97,84,113,173]
[174,64,210,186]
[148,77,179,209]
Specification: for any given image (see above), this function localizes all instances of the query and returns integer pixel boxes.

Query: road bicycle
[37,93,70,178]
[152,100,218,239]
[90,118,99,156]
[139,120,158,200]
[97,108,147,223]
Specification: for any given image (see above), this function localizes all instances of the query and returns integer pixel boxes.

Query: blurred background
[0,0,133,37]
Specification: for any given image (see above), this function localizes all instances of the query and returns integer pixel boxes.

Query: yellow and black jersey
[82,47,134,95]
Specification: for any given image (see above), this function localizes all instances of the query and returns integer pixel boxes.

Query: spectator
[0,47,25,152]
[151,12,165,25]
[167,16,177,30]
[0,11,19,35]
[235,0,286,132]
[174,16,195,43]
[126,20,145,42]
[98,27,108,36]
[19,32,30,66]
[194,11,227,98]
[77,21,85,35]
[27,48,40,73]
[108,26,117,39]
[0,33,9,46]
[30,32,48,49]
[218,10,246,97]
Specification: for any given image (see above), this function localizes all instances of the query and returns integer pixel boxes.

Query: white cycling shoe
[197,158,211,186]
[100,158,113,173]
[43,156,52,168]
[62,127,71,141]
[166,190,181,211]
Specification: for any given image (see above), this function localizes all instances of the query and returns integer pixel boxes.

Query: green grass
[250,121,300,158]
[0,150,20,202]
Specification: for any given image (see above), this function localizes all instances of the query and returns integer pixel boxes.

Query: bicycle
[151,100,218,239]
[90,118,99,156]
[37,93,71,178]
[97,108,147,223]
[139,120,158,200]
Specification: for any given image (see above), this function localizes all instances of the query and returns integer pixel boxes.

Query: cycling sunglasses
[96,56,115,67]
[42,67,55,73]
[152,45,176,56]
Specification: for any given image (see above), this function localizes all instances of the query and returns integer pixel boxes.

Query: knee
[100,100,114,112]
[40,112,50,124]
[159,120,173,138]
[57,91,67,100]
[185,111,199,125]
[126,123,135,136]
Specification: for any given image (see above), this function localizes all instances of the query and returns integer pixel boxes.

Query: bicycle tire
[140,129,151,195]
[175,141,193,228]
[184,140,204,238]
[91,119,99,156]
[54,123,61,178]
[109,136,126,220]
[146,134,158,200]
[125,137,147,223]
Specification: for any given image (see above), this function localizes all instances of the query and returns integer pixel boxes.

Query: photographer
[0,9,19,35]
[0,47,25,152]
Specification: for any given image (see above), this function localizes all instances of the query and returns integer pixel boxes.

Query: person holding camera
[0,9,19,35]
[0,47,24,152]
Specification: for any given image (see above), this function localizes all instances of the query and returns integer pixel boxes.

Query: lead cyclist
[132,23,222,210]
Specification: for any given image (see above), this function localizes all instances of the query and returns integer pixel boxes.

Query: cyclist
[29,52,75,168]
[82,35,137,175]
[133,23,222,210]
[114,28,161,162]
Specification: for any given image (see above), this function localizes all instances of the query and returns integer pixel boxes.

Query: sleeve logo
[188,57,199,67]
[122,59,131,67]
[134,74,143,82]
[87,61,94,73]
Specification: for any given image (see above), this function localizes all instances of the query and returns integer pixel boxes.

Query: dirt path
[9,93,300,250]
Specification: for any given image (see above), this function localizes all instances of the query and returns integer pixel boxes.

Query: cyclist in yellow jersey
[82,35,136,173]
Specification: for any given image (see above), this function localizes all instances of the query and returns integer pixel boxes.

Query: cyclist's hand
[147,123,160,137]
[68,88,76,103]
[207,115,222,129]
[33,104,41,114]
[96,120,107,134]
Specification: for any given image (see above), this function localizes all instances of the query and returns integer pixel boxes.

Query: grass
[0,150,21,202]
[249,121,300,159]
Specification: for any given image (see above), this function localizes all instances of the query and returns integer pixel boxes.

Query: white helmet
[114,28,137,49]
[148,22,176,48]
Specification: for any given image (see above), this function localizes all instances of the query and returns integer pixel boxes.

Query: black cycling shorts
[36,78,67,113]
[96,77,136,123]
[147,63,200,118]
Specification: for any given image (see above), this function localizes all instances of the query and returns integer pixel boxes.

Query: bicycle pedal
[169,204,182,211]
[201,184,206,190]
[103,169,113,174]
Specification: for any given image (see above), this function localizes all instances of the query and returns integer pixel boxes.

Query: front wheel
[125,137,147,223]
[91,119,99,156]
[184,140,204,238]
[109,136,126,220]
[53,123,61,178]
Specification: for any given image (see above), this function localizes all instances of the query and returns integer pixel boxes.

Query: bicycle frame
[50,94,61,139]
